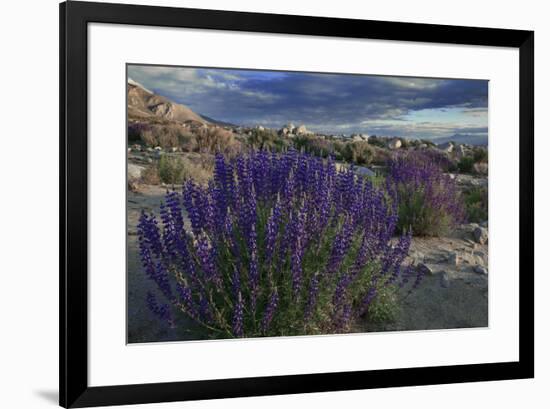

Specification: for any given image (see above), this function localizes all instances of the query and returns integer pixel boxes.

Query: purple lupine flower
[290,204,307,296]
[326,215,354,275]
[359,286,378,316]
[232,292,244,337]
[304,272,320,321]
[261,289,279,334]
[264,197,282,264]
[146,291,173,326]
[138,150,419,338]
[387,151,465,235]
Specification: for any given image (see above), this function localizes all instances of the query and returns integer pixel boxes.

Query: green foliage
[340,141,374,165]
[396,188,454,236]
[247,128,290,152]
[158,155,185,185]
[367,137,387,148]
[457,156,475,174]
[141,164,160,185]
[463,187,488,223]
[366,286,400,323]
[473,147,489,163]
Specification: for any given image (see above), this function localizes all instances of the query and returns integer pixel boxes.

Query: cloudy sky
[128,65,488,144]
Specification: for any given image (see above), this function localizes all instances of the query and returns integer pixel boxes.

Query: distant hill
[127,78,208,125]
[199,114,237,128]
[434,133,488,146]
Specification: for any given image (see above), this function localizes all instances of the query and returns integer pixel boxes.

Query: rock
[286,123,296,133]
[473,227,488,245]
[438,141,454,153]
[351,133,369,142]
[256,125,265,131]
[387,138,402,149]
[448,252,459,266]
[418,143,428,149]
[440,272,451,288]
[127,180,140,193]
[456,144,467,158]
[131,144,142,152]
[295,124,312,135]
[480,220,488,228]
[171,147,178,152]
[473,265,488,275]
[417,263,433,276]
[355,166,376,177]
[474,162,488,175]
[128,163,145,180]
[279,127,289,136]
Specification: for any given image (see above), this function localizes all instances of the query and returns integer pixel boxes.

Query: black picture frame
[60,1,534,407]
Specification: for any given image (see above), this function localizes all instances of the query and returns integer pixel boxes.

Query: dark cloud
[128,65,488,142]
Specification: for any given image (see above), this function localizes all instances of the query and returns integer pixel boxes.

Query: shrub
[158,155,185,185]
[340,142,374,165]
[293,135,333,158]
[129,121,197,150]
[141,164,160,185]
[368,137,387,149]
[457,157,475,174]
[196,126,241,156]
[387,152,465,236]
[248,128,290,152]
[473,147,488,163]
[464,187,488,223]
[138,151,423,339]
[415,149,455,172]
[157,154,213,186]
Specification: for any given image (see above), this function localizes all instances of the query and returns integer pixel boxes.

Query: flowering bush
[138,150,421,338]
[387,152,465,236]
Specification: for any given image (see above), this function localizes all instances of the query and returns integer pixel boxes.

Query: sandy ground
[127,185,207,343]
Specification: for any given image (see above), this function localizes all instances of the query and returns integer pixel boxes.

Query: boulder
[128,163,145,180]
[128,180,140,193]
[355,166,376,177]
[387,138,402,149]
[295,124,312,135]
[351,133,369,142]
[473,265,488,275]
[474,162,488,175]
[417,263,434,276]
[473,227,488,245]
[438,141,454,153]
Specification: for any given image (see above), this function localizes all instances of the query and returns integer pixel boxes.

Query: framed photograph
[60,1,534,407]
